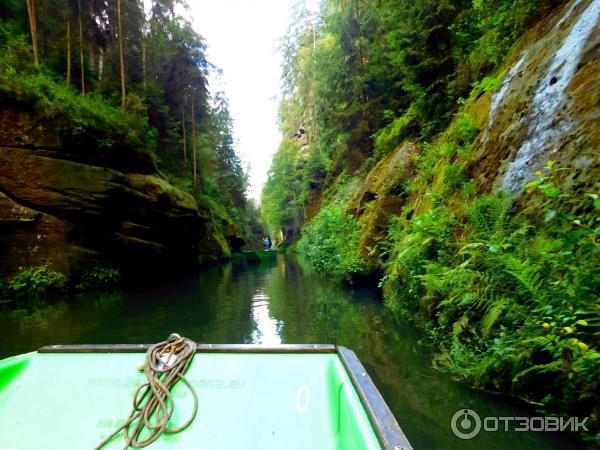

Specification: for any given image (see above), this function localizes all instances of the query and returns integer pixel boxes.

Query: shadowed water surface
[0,255,581,449]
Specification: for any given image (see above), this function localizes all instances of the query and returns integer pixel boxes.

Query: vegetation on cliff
[383,164,599,438]
[0,0,252,242]
[263,0,599,443]
[298,204,363,280]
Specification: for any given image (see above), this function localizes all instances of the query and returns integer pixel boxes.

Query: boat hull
[0,344,412,450]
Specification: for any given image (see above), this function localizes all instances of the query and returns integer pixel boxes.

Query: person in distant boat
[263,237,272,251]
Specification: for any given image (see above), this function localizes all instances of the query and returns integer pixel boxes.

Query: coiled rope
[94,333,198,449]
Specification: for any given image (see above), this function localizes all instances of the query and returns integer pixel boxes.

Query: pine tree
[25,0,39,69]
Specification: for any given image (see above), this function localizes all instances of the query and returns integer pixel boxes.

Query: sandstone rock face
[0,105,156,175]
[223,222,245,253]
[0,192,92,277]
[0,144,234,280]
[475,0,600,194]
[347,141,419,267]
[304,189,322,223]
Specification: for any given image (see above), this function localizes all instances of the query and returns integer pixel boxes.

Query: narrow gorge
[262,0,600,443]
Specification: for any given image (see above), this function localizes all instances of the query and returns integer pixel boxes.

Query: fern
[513,360,563,384]
[502,255,541,301]
[467,194,513,243]
[453,315,470,338]
[480,298,510,336]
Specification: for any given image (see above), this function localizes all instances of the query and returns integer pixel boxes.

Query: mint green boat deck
[0,344,411,450]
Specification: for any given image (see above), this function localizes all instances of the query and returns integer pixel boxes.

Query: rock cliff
[0,107,240,281]
[476,0,600,194]
[340,0,599,270]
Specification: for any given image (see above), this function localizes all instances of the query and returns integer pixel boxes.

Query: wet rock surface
[476,0,600,193]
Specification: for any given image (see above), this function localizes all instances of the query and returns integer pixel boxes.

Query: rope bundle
[95,333,198,449]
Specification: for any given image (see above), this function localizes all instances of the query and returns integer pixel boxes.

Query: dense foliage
[261,138,305,241]
[263,0,599,443]
[75,266,121,290]
[298,204,363,280]
[0,38,156,157]
[383,164,600,438]
[263,0,560,233]
[0,0,251,238]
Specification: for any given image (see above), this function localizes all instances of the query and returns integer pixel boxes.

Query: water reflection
[0,255,581,450]
[249,290,282,345]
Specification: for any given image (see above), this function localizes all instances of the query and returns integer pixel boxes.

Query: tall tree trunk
[182,107,188,168]
[42,26,48,59]
[98,49,104,81]
[88,42,94,78]
[25,0,39,69]
[355,0,363,68]
[66,14,71,86]
[78,0,85,95]
[191,98,197,192]
[117,0,126,109]
[141,35,146,87]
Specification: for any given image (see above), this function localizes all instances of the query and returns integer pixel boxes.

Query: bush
[298,204,363,280]
[373,105,418,160]
[8,265,65,301]
[75,266,121,290]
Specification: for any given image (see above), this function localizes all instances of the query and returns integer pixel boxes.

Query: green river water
[0,254,582,449]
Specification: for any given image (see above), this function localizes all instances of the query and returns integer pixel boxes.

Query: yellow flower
[542,323,551,330]
[563,326,574,334]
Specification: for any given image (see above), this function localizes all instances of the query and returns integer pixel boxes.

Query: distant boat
[240,249,281,263]
[0,343,412,450]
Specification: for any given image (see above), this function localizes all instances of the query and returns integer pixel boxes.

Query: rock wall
[0,108,239,281]
[346,141,419,268]
[475,0,600,194]
[329,0,599,271]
